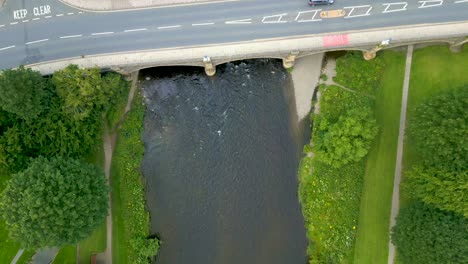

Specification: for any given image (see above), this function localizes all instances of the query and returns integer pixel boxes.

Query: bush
[113,92,159,263]
[334,52,385,94]
[391,201,468,264]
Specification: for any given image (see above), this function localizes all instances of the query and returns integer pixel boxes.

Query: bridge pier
[282,51,300,69]
[203,56,216,76]
[449,38,467,53]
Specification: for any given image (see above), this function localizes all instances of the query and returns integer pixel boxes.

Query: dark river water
[140,59,307,264]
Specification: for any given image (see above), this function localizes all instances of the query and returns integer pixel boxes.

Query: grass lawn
[353,51,406,264]
[111,163,129,264]
[53,246,76,264]
[78,221,106,264]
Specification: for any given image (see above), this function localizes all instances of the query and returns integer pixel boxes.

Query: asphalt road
[0,0,467,70]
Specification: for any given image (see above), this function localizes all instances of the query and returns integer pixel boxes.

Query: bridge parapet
[29,22,468,75]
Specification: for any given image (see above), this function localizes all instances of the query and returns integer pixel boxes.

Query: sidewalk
[59,0,225,11]
[0,0,5,9]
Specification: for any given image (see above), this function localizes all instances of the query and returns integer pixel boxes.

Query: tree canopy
[0,156,108,248]
[405,165,468,217]
[391,201,468,264]
[314,108,378,168]
[52,65,126,121]
[409,86,467,170]
[0,66,50,121]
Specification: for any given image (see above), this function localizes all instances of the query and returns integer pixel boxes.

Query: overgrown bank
[112,90,159,263]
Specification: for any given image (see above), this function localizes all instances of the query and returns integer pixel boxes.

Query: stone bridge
[29,21,468,76]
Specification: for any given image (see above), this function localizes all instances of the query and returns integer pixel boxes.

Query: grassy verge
[0,174,21,263]
[353,51,406,264]
[53,246,76,264]
[112,90,159,263]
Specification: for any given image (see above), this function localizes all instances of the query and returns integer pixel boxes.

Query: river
[140,59,307,264]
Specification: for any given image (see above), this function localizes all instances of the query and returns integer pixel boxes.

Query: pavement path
[387,44,413,264]
[31,247,58,264]
[10,249,24,264]
[59,0,226,11]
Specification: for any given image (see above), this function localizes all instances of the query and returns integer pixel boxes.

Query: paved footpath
[387,44,413,264]
[59,0,226,11]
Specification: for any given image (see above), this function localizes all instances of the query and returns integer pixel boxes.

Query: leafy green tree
[391,201,468,264]
[314,108,378,168]
[405,165,468,217]
[0,156,108,248]
[409,86,467,170]
[52,65,127,121]
[0,66,50,121]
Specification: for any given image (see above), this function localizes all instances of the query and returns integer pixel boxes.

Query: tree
[314,108,378,167]
[0,66,50,121]
[0,156,108,248]
[405,165,468,217]
[409,86,467,170]
[52,65,126,121]
[391,201,468,264]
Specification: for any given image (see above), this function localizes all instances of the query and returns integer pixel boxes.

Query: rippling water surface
[140,59,307,264]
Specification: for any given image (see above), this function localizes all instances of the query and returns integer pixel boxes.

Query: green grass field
[111,162,129,264]
[353,51,406,264]
[53,246,76,264]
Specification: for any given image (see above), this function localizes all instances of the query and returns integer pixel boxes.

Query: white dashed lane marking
[225,19,252,24]
[192,22,215,26]
[25,39,48,45]
[22,20,29,23]
[67,13,74,15]
[91,32,114,35]
[32,18,40,21]
[0,25,4,28]
[0,45,15,51]
[455,0,468,3]
[10,22,18,25]
[44,16,52,18]
[124,28,147,32]
[56,14,64,17]
[60,34,83,39]
[158,25,181,29]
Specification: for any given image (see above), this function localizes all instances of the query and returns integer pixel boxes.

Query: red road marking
[322,34,349,47]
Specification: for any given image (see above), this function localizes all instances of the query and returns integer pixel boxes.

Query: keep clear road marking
[192,22,214,26]
[0,45,15,51]
[91,32,114,36]
[225,19,251,24]
[295,10,322,22]
[25,39,48,45]
[262,13,288,24]
[382,2,408,13]
[344,5,373,18]
[124,28,147,32]
[60,34,82,39]
[418,0,444,8]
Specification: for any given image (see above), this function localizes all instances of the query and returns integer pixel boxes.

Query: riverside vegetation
[0,65,158,263]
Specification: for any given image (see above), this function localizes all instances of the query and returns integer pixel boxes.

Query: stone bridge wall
[29,21,468,75]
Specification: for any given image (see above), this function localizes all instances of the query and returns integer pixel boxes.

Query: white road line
[91,32,114,35]
[67,12,74,15]
[78,11,84,14]
[295,10,322,22]
[0,45,15,51]
[157,25,181,29]
[382,2,408,13]
[455,0,468,3]
[10,22,18,25]
[344,5,373,18]
[56,14,64,17]
[0,25,4,28]
[44,16,52,18]
[22,20,29,23]
[225,19,251,24]
[262,13,288,24]
[25,39,48,45]
[192,22,215,26]
[32,18,40,21]
[418,0,443,8]
[60,34,83,39]
[124,28,147,32]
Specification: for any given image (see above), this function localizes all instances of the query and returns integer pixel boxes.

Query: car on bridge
[308,0,334,6]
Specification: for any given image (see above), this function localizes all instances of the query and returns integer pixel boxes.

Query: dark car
[308,0,334,6]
